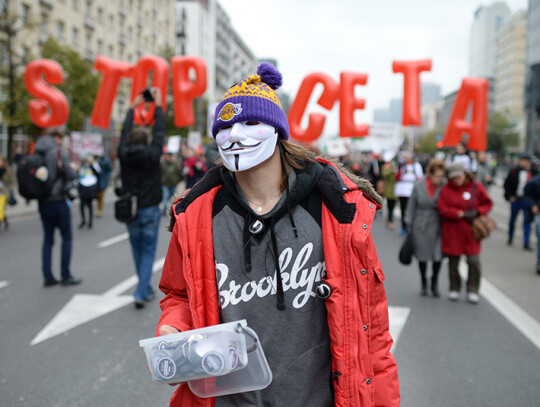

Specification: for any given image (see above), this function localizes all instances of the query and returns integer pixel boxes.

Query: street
[1,184,539,407]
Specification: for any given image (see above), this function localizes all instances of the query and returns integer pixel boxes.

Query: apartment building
[5,0,175,127]
[176,0,257,103]
[493,10,528,147]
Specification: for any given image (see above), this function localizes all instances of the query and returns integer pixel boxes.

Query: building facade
[525,0,540,153]
[176,0,257,104]
[493,10,528,147]
[4,0,175,126]
[469,2,511,78]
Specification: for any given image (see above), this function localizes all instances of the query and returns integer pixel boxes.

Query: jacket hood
[318,157,383,207]
[168,156,383,231]
[35,135,58,154]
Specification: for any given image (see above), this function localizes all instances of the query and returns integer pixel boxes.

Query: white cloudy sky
[219,0,528,133]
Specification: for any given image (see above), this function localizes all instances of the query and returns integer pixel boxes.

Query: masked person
[156,63,400,407]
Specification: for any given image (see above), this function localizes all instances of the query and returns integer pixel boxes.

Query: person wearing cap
[503,153,536,249]
[438,162,493,303]
[157,63,399,406]
[34,129,82,287]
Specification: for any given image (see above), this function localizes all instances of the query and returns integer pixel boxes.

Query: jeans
[508,199,530,245]
[127,205,161,301]
[535,214,540,269]
[39,200,73,281]
[162,185,177,212]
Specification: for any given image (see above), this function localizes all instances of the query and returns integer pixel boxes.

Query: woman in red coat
[437,162,493,304]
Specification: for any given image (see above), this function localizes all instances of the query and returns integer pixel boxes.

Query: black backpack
[17,152,53,200]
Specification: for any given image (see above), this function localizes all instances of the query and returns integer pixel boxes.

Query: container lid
[188,321,273,398]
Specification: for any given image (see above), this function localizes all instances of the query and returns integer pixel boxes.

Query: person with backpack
[33,129,82,287]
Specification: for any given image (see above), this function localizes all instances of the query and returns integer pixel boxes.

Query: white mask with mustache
[215,121,278,172]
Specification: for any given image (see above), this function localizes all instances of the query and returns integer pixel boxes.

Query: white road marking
[97,233,129,248]
[459,261,540,350]
[0,281,9,289]
[388,306,411,352]
[30,257,166,346]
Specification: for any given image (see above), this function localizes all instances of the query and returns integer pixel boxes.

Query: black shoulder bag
[114,174,138,223]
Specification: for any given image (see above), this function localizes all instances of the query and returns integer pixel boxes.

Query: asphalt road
[0,184,539,407]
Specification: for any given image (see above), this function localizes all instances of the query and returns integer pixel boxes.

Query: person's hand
[509,196,516,203]
[462,210,479,221]
[151,87,162,107]
[158,325,180,336]
[458,210,464,218]
[157,325,184,386]
[532,205,539,214]
[130,94,145,109]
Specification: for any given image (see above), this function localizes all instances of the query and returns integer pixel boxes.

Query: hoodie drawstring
[279,142,298,238]
[270,217,286,310]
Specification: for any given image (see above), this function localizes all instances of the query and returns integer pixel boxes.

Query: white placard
[351,122,403,154]
[70,132,103,157]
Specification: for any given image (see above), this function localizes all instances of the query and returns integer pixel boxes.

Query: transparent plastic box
[140,320,273,398]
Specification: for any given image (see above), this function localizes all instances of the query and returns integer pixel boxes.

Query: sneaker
[61,276,83,286]
[467,293,479,304]
[537,267,540,276]
[134,300,145,309]
[448,291,460,301]
[523,245,533,251]
[507,237,513,246]
[43,279,59,287]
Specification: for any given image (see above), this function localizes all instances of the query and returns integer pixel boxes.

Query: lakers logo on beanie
[212,63,290,140]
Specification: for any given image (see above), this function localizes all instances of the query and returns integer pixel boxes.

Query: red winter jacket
[437,177,493,256]
[157,159,400,407]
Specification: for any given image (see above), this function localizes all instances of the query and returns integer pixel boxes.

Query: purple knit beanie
[212,62,290,140]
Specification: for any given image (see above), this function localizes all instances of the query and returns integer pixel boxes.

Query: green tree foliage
[418,130,438,156]
[40,38,99,131]
[487,111,519,153]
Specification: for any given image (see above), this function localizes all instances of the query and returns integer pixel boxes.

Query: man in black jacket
[118,88,165,308]
[503,154,536,249]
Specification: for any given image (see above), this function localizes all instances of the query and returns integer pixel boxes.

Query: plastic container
[140,320,273,397]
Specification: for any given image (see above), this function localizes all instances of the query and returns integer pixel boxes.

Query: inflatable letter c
[288,73,339,143]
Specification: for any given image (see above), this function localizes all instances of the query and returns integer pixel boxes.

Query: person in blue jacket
[523,174,540,275]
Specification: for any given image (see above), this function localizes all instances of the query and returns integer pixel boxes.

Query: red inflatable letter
[90,56,134,128]
[339,72,369,138]
[288,73,339,143]
[170,56,207,128]
[392,59,432,126]
[24,59,69,128]
[443,78,489,151]
[131,55,170,126]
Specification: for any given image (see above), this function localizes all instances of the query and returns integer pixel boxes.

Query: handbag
[469,183,496,241]
[114,193,138,223]
[8,190,17,206]
[398,232,414,265]
[113,174,138,223]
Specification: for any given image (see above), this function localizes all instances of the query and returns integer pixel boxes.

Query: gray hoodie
[34,135,76,202]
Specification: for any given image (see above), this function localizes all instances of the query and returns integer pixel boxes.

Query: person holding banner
[156,63,399,407]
